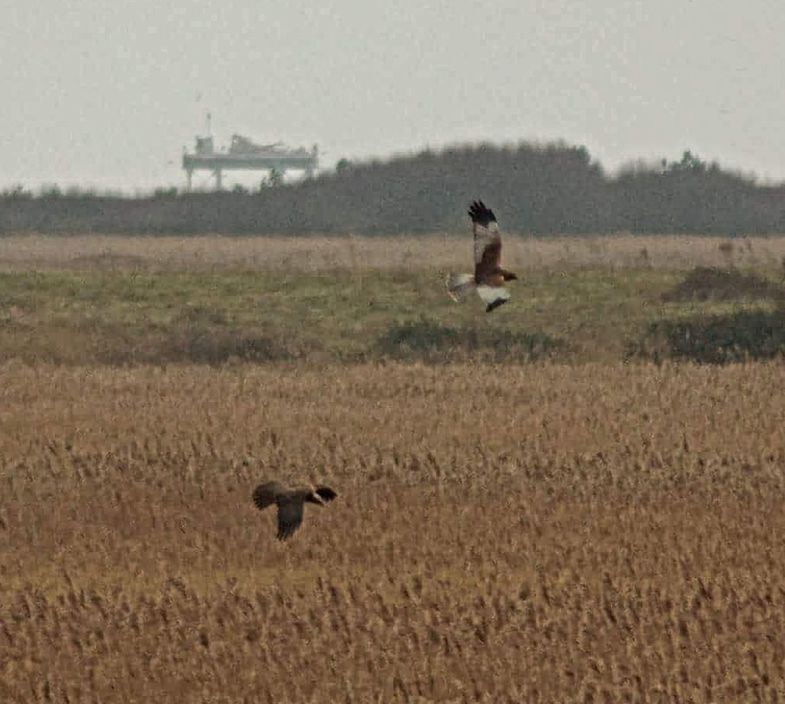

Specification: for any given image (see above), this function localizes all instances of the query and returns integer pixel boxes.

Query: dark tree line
[2,143,784,235]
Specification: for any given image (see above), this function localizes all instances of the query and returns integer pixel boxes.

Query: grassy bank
[1,266,784,364]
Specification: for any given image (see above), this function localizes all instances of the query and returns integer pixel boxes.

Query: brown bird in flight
[252,481,338,540]
[447,200,518,312]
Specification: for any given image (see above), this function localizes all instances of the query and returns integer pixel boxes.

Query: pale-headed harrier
[252,481,338,540]
[447,200,518,312]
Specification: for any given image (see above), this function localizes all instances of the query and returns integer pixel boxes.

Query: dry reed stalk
[0,232,782,272]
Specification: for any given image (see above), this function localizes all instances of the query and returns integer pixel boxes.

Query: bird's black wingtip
[315,486,338,502]
[468,200,496,226]
[485,298,508,313]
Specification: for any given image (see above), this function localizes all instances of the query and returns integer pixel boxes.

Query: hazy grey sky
[2,0,784,192]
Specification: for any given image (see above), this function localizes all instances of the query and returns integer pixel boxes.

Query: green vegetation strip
[1,268,783,365]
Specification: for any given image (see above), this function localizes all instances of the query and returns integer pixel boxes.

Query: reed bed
[2,361,785,701]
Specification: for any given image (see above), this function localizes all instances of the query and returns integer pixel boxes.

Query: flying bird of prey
[252,481,338,541]
[447,200,518,312]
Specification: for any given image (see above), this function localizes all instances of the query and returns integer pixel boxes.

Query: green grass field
[1,266,783,365]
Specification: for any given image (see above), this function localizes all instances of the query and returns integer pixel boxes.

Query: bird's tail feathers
[446,273,475,302]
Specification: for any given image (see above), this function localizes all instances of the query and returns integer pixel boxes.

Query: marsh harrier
[447,200,518,312]
[252,481,338,540]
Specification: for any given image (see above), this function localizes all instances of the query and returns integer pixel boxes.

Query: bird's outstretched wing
[252,481,286,511]
[315,486,338,502]
[469,200,502,279]
[276,498,305,540]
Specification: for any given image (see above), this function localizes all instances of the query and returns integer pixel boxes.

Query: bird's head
[304,484,338,506]
[310,490,327,506]
[304,486,328,506]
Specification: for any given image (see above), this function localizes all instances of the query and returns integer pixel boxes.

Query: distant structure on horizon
[181,115,319,190]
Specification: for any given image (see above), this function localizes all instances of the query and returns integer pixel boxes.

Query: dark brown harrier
[252,481,338,540]
[447,200,518,312]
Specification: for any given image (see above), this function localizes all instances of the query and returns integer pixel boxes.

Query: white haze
[2,0,783,193]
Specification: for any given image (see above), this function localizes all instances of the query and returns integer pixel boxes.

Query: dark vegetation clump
[633,265,785,363]
[635,310,785,364]
[661,266,783,303]
[0,302,317,366]
[154,327,304,365]
[377,319,561,362]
